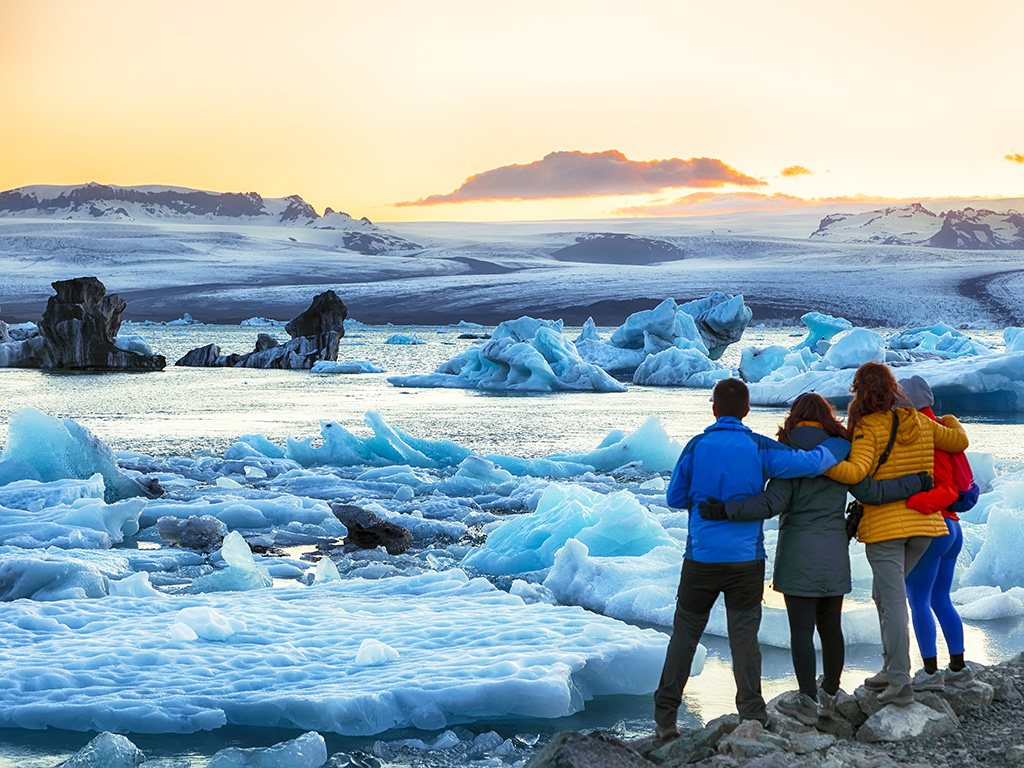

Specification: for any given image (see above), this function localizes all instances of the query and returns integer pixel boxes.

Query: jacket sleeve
[823,425,879,485]
[666,444,695,509]
[723,478,794,522]
[760,435,850,479]
[931,415,969,453]
[948,482,981,513]
[850,472,926,504]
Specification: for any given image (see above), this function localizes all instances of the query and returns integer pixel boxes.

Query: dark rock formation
[1,278,166,370]
[285,291,347,339]
[176,292,345,370]
[156,515,227,552]
[551,233,686,266]
[524,731,653,767]
[330,502,413,555]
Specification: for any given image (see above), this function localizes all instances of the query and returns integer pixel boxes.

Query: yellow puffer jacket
[825,407,969,543]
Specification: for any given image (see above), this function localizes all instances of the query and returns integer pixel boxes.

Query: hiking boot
[876,684,914,706]
[945,665,976,689]
[775,692,820,725]
[863,671,888,691]
[911,668,945,692]
[654,723,680,743]
[817,686,839,715]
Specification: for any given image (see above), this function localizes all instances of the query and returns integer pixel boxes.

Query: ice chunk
[174,606,247,641]
[549,416,684,473]
[389,318,626,393]
[813,328,886,370]
[221,531,256,570]
[314,557,341,584]
[632,345,730,387]
[191,533,272,592]
[355,638,401,666]
[739,345,790,383]
[208,731,327,768]
[1,409,157,502]
[311,360,384,374]
[575,317,601,343]
[1006,327,1024,354]
[0,571,667,735]
[0,459,43,486]
[0,474,105,510]
[0,497,145,549]
[384,333,422,345]
[678,292,752,359]
[108,572,159,598]
[0,555,109,601]
[157,515,227,551]
[113,334,155,357]
[462,484,679,575]
[56,731,145,768]
[791,312,853,352]
[955,592,1024,620]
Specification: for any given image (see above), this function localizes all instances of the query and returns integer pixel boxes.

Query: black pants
[784,594,844,698]
[654,558,767,727]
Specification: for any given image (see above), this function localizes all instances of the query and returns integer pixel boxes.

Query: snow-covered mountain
[810,203,1024,249]
[0,183,421,255]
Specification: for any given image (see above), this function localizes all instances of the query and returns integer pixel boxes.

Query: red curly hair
[847,362,905,430]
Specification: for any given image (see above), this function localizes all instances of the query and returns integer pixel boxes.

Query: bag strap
[872,411,900,475]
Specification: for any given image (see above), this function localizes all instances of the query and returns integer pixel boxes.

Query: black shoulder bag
[845,411,900,541]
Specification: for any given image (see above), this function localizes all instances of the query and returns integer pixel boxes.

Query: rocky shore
[527,653,1024,767]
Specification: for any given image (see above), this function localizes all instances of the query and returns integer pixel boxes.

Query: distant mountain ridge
[0,183,420,254]
[810,203,1024,249]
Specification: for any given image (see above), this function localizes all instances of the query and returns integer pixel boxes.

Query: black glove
[698,498,728,521]
[916,472,933,492]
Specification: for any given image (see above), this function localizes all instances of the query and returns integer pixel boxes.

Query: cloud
[395,150,764,206]
[780,165,813,177]
[1006,153,1024,164]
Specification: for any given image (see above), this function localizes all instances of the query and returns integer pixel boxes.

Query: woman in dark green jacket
[699,393,928,725]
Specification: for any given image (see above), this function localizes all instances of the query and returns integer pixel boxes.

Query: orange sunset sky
[1,0,1022,222]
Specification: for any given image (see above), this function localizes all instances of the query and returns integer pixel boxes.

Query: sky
[1,0,1022,222]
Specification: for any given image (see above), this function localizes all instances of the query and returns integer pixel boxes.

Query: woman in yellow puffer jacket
[824,362,968,707]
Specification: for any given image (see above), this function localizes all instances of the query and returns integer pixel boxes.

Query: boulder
[57,732,145,768]
[330,503,413,555]
[36,277,166,370]
[855,701,958,743]
[716,719,790,759]
[523,731,654,768]
[285,290,348,339]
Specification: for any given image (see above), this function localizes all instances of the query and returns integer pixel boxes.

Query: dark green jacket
[723,423,925,597]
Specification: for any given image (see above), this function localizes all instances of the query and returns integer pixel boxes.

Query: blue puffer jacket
[667,417,850,563]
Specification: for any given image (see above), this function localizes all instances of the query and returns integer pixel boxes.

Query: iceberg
[812,327,886,370]
[387,317,626,393]
[632,345,730,387]
[0,570,667,735]
[548,415,684,473]
[738,345,790,383]
[0,496,145,549]
[310,360,384,374]
[790,312,852,353]
[678,292,753,359]
[1,409,160,502]
[384,333,422,345]
[461,484,679,575]
[190,532,272,593]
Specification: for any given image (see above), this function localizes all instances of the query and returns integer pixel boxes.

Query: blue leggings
[904,517,965,658]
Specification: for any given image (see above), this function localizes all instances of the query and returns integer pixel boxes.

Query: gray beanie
[899,375,934,409]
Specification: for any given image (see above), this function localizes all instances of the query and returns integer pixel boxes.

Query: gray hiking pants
[865,536,930,687]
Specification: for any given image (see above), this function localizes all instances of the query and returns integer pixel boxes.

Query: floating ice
[791,312,852,352]
[0,496,145,549]
[384,334,422,345]
[57,731,146,768]
[0,571,667,735]
[1006,327,1024,354]
[191,532,272,593]
[548,416,684,473]
[813,328,885,370]
[887,324,990,358]
[0,554,109,600]
[632,345,731,387]
[310,360,384,374]
[355,638,401,666]
[113,334,155,356]
[1,408,156,502]
[0,474,105,510]
[462,484,679,575]
[388,317,626,393]
[961,465,1024,589]
[313,557,341,584]
[240,317,286,327]
[678,292,753,360]
[575,317,601,343]
[208,731,327,768]
[738,345,790,383]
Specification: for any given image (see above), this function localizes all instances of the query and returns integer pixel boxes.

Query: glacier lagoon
[1,322,1023,767]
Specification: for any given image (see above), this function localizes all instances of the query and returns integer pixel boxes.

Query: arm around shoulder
[932,414,969,453]
[724,478,794,522]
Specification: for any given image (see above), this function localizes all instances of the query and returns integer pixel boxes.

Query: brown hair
[847,362,904,430]
[713,378,749,418]
[777,393,849,445]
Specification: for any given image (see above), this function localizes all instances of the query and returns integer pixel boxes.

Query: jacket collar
[705,416,751,433]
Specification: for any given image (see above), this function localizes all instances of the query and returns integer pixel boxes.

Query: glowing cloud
[1006,153,1024,164]
[780,165,813,177]
[395,150,764,206]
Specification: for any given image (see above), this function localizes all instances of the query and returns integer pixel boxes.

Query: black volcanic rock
[551,233,685,265]
[285,290,348,339]
[330,502,413,555]
[34,277,166,370]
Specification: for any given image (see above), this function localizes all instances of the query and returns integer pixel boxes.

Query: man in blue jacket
[654,378,850,738]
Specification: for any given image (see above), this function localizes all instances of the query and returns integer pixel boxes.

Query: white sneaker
[911,668,945,691]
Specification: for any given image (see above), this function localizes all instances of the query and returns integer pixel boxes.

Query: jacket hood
[894,406,922,445]
[786,423,831,451]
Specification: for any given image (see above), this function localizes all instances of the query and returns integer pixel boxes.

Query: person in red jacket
[900,376,979,691]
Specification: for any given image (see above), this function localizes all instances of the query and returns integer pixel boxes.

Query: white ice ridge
[0,570,667,735]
